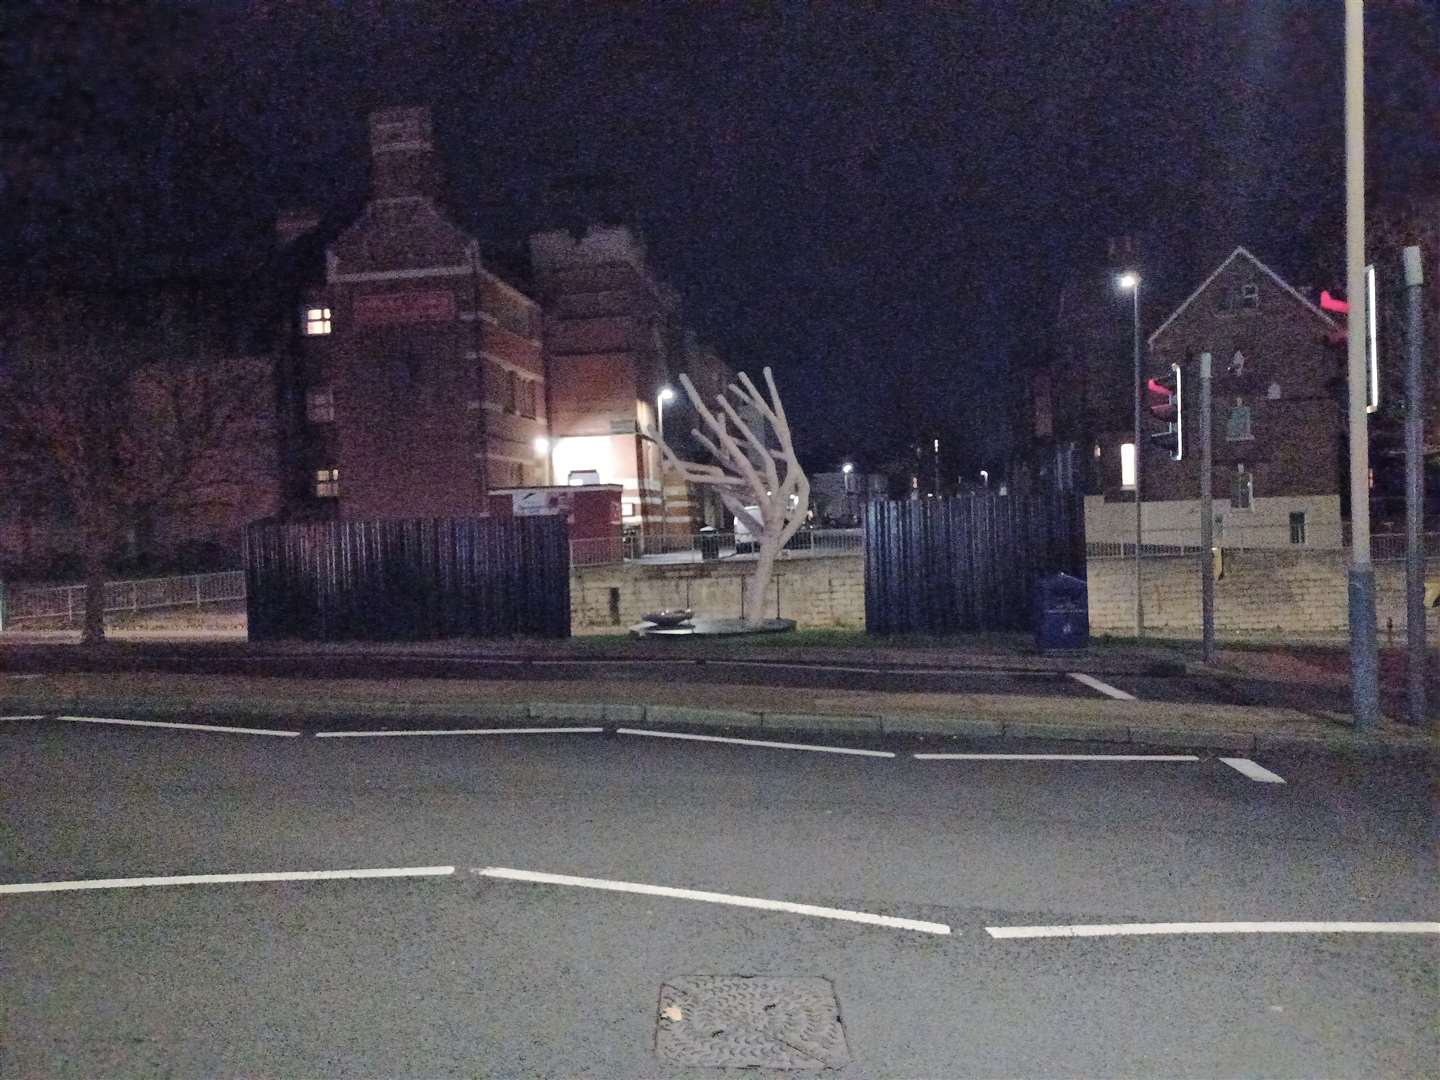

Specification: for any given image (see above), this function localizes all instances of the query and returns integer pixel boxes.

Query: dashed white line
[58,715,299,737]
[615,727,895,757]
[914,752,1199,762]
[986,921,1440,939]
[1068,672,1137,700]
[1220,757,1286,783]
[1,715,46,721]
[0,865,456,895]
[475,866,951,935]
[315,726,604,739]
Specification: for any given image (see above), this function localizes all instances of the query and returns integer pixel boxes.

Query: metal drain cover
[656,975,849,1070]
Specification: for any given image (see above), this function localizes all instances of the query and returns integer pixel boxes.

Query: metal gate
[243,516,570,641]
[864,492,1084,634]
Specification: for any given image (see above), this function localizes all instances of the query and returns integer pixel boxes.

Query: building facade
[1086,246,1346,548]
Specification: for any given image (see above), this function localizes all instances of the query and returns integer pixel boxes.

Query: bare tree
[0,293,271,643]
[655,367,810,626]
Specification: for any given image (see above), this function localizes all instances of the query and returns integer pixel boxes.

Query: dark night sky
[5,1,1438,475]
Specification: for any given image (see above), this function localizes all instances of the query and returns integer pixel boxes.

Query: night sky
[5,1,1437,476]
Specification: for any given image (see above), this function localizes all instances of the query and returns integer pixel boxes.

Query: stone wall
[1086,549,1440,636]
[571,554,865,633]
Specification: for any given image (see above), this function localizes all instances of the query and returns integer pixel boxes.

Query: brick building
[278,107,549,521]
[1086,246,1346,548]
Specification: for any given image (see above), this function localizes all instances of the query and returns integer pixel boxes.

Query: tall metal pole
[1199,352,1216,664]
[1402,245,1427,725]
[1133,285,1144,640]
[1345,0,1380,730]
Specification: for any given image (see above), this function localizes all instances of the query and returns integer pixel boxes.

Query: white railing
[1086,529,1439,561]
[570,528,865,567]
[1,570,246,628]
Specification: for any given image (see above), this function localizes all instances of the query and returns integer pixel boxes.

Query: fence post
[195,576,203,608]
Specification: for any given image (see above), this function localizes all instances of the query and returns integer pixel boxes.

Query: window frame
[1289,510,1307,545]
[302,306,333,337]
[314,467,340,498]
[1225,402,1253,442]
[505,370,518,414]
[306,386,335,424]
[1231,468,1254,511]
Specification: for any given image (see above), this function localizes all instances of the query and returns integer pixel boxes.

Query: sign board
[354,290,456,326]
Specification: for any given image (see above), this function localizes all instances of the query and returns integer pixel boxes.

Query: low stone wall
[571,554,865,633]
[1086,549,1440,636]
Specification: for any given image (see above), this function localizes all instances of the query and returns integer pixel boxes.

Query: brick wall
[571,555,865,633]
[1087,550,1440,635]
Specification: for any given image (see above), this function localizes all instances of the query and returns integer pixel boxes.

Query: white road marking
[615,727,895,757]
[1,715,47,721]
[1068,672,1137,700]
[475,866,951,935]
[0,865,456,895]
[1220,757,1286,783]
[315,726,604,739]
[58,715,299,737]
[987,921,1440,939]
[914,752,1199,762]
[4,673,46,680]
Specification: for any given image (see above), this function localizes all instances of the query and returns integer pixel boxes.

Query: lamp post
[980,469,989,488]
[1118,271,1143,640]
[842,461,854,522]
[656,386,676,546]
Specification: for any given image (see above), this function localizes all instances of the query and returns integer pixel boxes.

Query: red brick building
[280,107,549,521]
[1087,246,1346,548]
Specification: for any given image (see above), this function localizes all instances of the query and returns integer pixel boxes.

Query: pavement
[2,713,1436,1077]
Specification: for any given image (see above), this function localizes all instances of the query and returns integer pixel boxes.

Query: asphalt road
[3,718,1436,1077]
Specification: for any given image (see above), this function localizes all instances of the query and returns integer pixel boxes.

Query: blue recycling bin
[1035,572,1089,652]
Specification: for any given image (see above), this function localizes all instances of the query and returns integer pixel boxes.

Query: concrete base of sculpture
[629,616,796,638]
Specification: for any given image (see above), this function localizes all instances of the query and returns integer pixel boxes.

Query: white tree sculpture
[655,366,810,626]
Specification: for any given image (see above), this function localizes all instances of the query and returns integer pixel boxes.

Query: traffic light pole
[1198,352,1215,664]
[1402,246,1427,726]
[1344,0,1380,732]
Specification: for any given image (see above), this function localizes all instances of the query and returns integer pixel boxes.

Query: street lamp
[533,436,552,486]
[842,461,854,522]
[980,469,989,487]
[656,386,677,544]
[1118,271,1143,640]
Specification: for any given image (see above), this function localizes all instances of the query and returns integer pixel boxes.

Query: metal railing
[570,528,865,567]
[1086,528,1439,560]
[1,570,246,628]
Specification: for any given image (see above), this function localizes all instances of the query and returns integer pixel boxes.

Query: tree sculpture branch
[653,366,810,625]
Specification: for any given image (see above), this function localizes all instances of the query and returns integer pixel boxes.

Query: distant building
[1087,246,1346,548]
[809,470,885,525]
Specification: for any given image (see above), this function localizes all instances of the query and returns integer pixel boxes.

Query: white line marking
[1,715,47,721]
[58,715,300,738]
[914,753,1199,762]
[987,921,1440,939]
[1068,672,1137,700]
[476,866,951,935]
[0,865,456,895]
[4,673,46,680]
[315,726,604,739]
[615,727,895,757]
[1220,757,1286,783]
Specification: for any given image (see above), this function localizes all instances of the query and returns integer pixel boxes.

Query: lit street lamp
[980,469,989,487]
[842,461,854,521]
[656,386,676,542]
[533,436,551,486]
[1118,271,1143,640]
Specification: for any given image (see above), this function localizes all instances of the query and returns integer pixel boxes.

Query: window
[315,468,340,498]
[1240,282,1260,310]
[1231,467,1253,510]
[1226,400,1253,441]
[306,387,335,423]
[1212,282,1260,316]
[511,462,525,486]
[505,370,518,413]
[520,379,537,418]
[302,307,332,336]
[1289,511,1307,545]
[1119,441,1136,490]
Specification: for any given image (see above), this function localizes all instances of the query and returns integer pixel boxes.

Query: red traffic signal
[1147,363,1183,461]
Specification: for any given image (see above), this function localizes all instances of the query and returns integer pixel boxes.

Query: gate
[864,491,1084,634]
[243,516,570,641]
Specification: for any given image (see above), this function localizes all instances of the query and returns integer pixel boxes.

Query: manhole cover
[656,975,850,1070]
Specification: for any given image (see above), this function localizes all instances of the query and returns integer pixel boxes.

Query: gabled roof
[1147,246,1339,346]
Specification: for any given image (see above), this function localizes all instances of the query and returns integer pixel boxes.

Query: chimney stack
[368,106,438,202]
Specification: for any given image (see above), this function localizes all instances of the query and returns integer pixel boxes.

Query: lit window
[306,386,335,423]
[1231,467,1253,510]
[302,307,332,336]
[1120,442,1136,490]
[1226,401,1253,441]
[315,468,339,498]
[1289,511,1307,545]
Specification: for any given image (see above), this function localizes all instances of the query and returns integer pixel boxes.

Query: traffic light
[1147,361,1183,460]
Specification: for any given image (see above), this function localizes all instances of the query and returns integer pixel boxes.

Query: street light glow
[1118,272,1139,290]
[658,386,676,403]
[533,436,551,455]
[842,462,854,474]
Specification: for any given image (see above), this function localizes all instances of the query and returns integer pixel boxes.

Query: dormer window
[302,307,332,336]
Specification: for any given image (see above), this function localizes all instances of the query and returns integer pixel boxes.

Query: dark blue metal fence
[243,516,570,641]
[864,492,1084,634]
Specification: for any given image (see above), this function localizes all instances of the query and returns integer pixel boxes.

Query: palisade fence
[865,493,1085,634]
[243,516,570,641]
